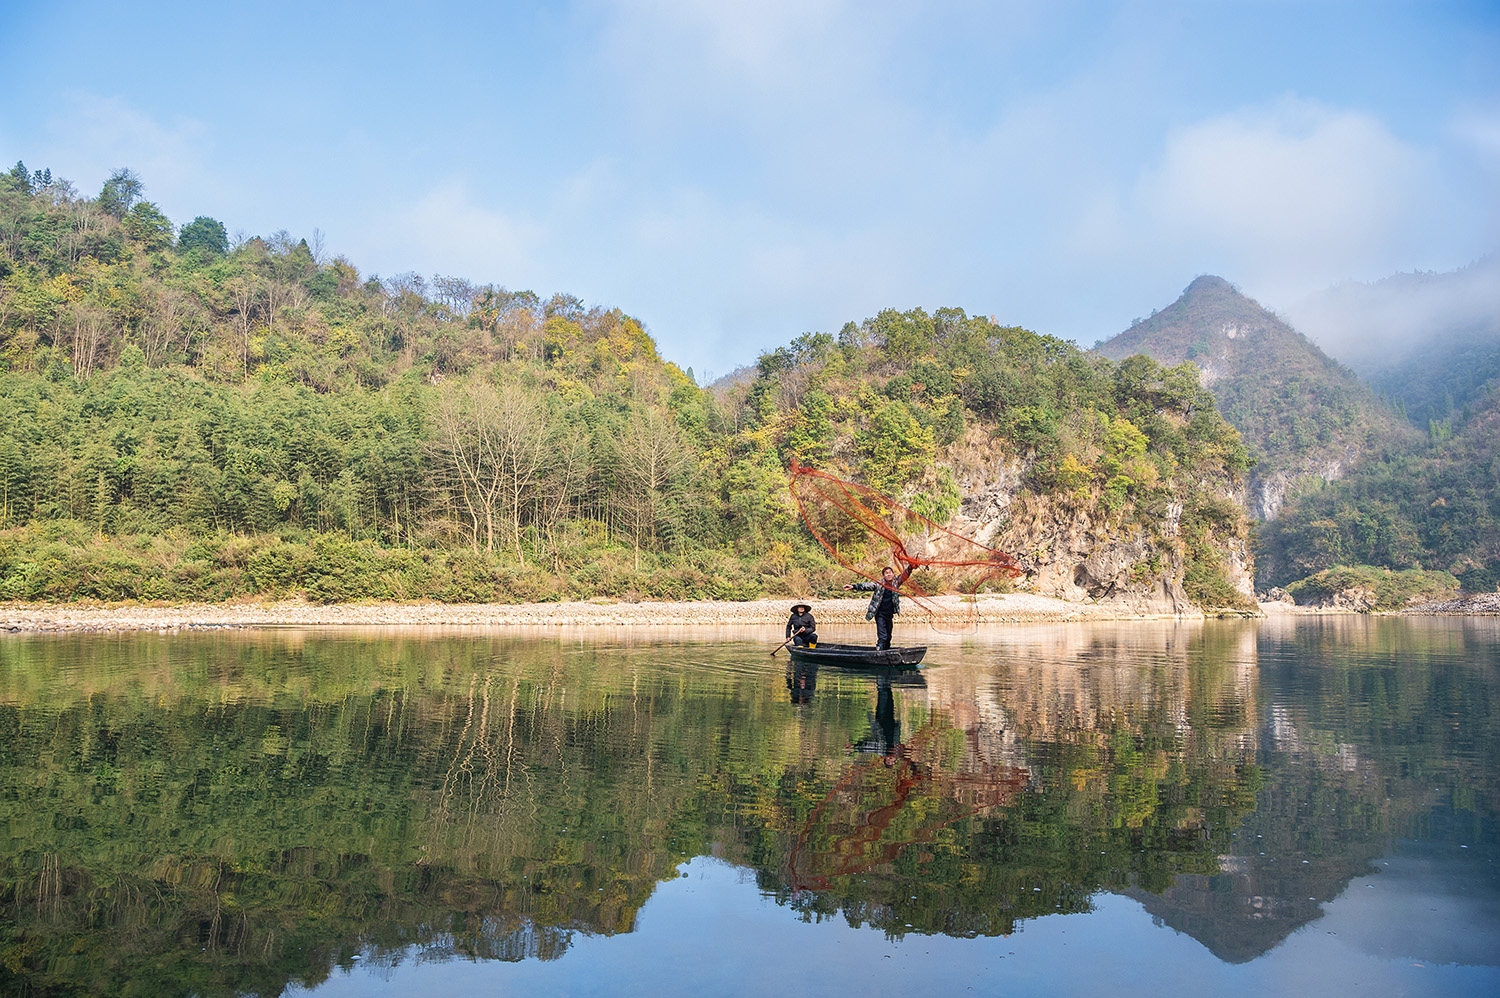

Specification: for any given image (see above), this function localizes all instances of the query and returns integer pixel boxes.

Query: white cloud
[1135,97,1431,286]
[372,183,546,288]
[33,93,213,212]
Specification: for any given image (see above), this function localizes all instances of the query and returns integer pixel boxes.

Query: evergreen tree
[177,215,229,257]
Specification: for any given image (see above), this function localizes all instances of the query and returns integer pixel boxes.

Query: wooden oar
[770,628,806,657]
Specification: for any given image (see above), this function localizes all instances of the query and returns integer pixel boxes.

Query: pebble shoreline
[2,593,1200,634]
[3,592,1490,634]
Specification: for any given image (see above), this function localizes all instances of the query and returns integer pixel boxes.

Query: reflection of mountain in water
[1116,617,1500,963]
[0,620,1494,992]
[744,627,1266,938]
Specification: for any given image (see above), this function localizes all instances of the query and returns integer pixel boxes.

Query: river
[1,616,1496,996]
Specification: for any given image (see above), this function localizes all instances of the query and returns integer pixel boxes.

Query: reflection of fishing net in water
[789,460,1025,632]
[785,734,1029,892]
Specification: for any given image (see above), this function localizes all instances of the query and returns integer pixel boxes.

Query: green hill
[0,159,1253,609]
[1256,359,1500,594]
[1254,263,1500,594]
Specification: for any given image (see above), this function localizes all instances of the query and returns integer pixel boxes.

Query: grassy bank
[0,521,845,605]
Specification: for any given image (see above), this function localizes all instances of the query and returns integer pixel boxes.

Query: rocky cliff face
[941,435,1250,616]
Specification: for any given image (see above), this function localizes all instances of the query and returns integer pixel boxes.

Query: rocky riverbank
[1,592,1209,634]
[1401,592,1500,615]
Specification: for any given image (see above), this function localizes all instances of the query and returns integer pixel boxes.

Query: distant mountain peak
[1097,275,1297,369]
[1184,274,1236,295]
[1094,275,1411,531]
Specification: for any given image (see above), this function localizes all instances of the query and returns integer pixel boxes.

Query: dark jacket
[786,609,817,638]
[851,578,905,619]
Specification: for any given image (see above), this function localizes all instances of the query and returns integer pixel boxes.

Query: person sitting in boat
[786,603,818,647]
[843,565,913,650]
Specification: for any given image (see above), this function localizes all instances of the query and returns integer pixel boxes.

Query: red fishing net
[789,460,1024,630]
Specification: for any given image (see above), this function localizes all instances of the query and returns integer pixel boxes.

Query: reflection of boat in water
[787,643,926,667]
[785,661,925,707]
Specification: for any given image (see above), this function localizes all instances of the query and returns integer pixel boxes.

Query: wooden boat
[786,642,926,667]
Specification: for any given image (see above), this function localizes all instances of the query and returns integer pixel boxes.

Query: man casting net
[788,460,1025,634]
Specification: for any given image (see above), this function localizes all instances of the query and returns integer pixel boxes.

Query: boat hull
[786,643,926,667]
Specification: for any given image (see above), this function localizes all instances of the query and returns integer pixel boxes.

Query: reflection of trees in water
[0,631,1267,986]
[743,634,1266,939]
[0,621,1494,989]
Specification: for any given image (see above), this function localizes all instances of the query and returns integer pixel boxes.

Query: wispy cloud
[368,182,548,288]
[32,93,213,212]
[1123,97,1461,307]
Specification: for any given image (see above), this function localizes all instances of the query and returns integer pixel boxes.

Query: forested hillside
[1264,268,1500,595]
[0,160,1254,608]
[1096,276,1414,524]
[1257,372,1500,594]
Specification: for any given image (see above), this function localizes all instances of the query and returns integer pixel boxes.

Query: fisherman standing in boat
[786,602,818,647]
[844,565,912,650]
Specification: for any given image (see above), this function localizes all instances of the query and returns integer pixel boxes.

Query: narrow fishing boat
[786,643,926,667]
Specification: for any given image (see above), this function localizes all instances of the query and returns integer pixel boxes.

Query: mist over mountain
[1287,258,1500,377]
[1253,263,1500,593]
[1094,276,1412,525]
[1286,259,1500,430]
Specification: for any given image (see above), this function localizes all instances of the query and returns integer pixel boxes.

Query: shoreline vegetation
[3,592,1495,634]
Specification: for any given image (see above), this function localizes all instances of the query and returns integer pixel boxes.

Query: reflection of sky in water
[1317,841,1500,968]
[295,845,1500,998]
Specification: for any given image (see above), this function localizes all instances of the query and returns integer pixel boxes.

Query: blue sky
[2,0,1496,376]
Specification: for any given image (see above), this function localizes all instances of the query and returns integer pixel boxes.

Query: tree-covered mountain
[1095,276,1416,524]
[0,159,1254,609]
[1098,272,1499,596]
[1264,263,1500,593]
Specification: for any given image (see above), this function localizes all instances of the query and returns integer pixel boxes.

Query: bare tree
[225,275,260,378]
[264,279,307,334]
[383,273,428,365]
[68,303,110,380]
[310,228,328,266]
[535,432,591,569]
[432,275,477,321]
[429,380,550,562]
[60,199,111,267]
[140,284,199,366]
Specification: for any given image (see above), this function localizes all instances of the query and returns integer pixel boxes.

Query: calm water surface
[1,616,1497,996]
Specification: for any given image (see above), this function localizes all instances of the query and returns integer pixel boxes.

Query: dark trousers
[873,613,894,650]
[792,631,816,647]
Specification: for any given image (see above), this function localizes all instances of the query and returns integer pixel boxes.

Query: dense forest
[0,160,1253,607]
[1258,386,1500,593]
